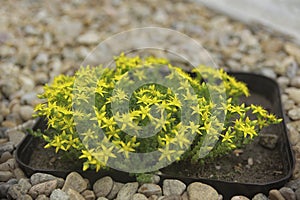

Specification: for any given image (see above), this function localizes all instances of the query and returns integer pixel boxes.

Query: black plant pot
[16,72,294,199]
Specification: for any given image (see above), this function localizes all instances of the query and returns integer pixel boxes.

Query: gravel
[1,0,300,199]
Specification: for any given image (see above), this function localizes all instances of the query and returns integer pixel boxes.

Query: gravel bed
[1,0,300,199]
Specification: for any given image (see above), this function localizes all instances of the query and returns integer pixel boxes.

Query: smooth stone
[35,53,49,65]
[30,173,59,185]
[19,105,34,121]
[288,108,300,120]
[252,193,268,200]
[231,196,249,200]
[7,179,31,199]
[0,151,12,163]
[50,189,69,200]
[21,92,39,106]
[295,188,300,200]
[55,18,83,43]
[8,130,25,146]
[291,76,300,88]
[19,76,35,92]
[0,142,14,154]
[259,134,279,149]
[106,182,124,199]
[1,79,19,98]
[0,171,14,182]
[35,72,49,85]
[138,183,162,197]
[285,87,300,104]
[187,182,219,200]
[28,179,57,198]
[77,31,100,45]
[269,189,285,200]
[163,179,186,196]
[24,25,40,35]
[66,188,85,200]
[96,197,108,200]
[260,68,277,79]
[284,43,300,63]
[0,158,16,171]
[62,172,87,193]
[277,76,290,89]
[93,176,113,197]
[0,183,10,198]
[182,192,189,200]
[161,194,182,200]
[132,193,148,200]
[116,182,139,200]
[36,194,50,200]
[286,178,300,190]
[81,189,95,200]
[14,168,26,180]
[279,187,296,200]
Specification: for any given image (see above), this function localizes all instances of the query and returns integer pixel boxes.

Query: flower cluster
[34,53,282,172]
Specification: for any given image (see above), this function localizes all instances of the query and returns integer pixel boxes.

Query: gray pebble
[288,108,300,120]
[295,188,300,200]
[138,183,162,197]
[279,187,296,200]
[19,105,34,121]
[93,176,113,198]
[81,189,95,200]
[0,151,12,163]
[8,130,25,146]
[30,173,59,185]
[116,182,139,200]
[187,182,219,200]
[163,179,186,196]
[50,189,69,200]
[132,193,148,200]
[36,194,50,200]
[252,193,268,200]
[286,179,300,190]
[106,182,123,199]
[231,196,249,200]
[0,171,14,182]
[28,179,57,199]
[62,172,87,193]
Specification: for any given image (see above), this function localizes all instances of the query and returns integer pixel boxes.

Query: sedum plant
[33,53,281,172]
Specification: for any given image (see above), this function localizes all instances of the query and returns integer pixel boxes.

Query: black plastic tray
[16,72,294,199]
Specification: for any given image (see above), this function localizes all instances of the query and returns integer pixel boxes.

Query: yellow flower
[158,146,176,161]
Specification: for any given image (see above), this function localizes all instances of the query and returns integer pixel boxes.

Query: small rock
[77,31,100,45]
[62,172,87,193]
[0,171,14,182]
[35,53,49,65]
[66,188,85,200]
[19,75,35,92]
[0,142,14,154]
[36,194,50,200]
[8,130,25,146]
[81,190,95,200]
[269,189,285,200]
[286,178,300,190]
[138,183,162,197]
[50,189,69,200]
[30,173,59,185]
[116,182,139,200]
[7,179,31,199]
[132,193,148,200]
[28,179,57,198]
[96,197,108,200]
[163,179,186,196]
[277,76,290,89]
[279,187,296,200]
[161,194,182,200]
[295,188,300,200]
[252,193,268,200]
[182,192,189,200]
[284,43,300,63]
[286,87,300,104]
[106,182,124,199]
[93,176,113,197]
[21,92,40,106]
[14,167,26,180]
[288,108,300,120]
[24,25,40,35]
[18,178,32,193]
[0,182,10,198]
[187,182,219,200]
[0,158,16,171]
[291,76,300,88]
[231,196,249,200]
[260,68,277,79]
[1,79,20,98]
[35,72,49,85]
[19,105,34,121]
[0,151,12,163]
[259,134,279,149]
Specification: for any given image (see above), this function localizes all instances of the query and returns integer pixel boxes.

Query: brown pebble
[269,189,285,200]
